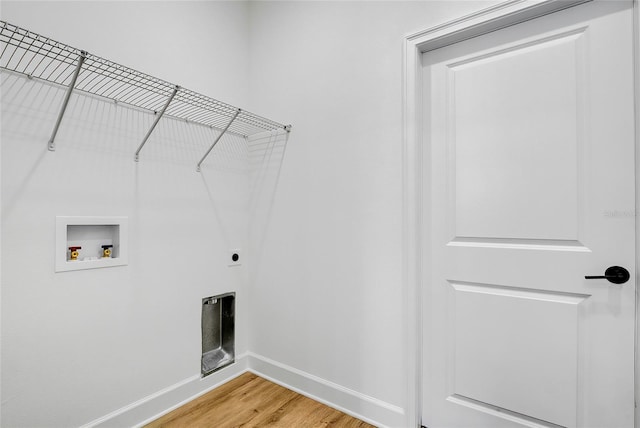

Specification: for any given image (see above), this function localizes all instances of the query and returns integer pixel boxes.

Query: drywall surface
[247,1,498,426]
[1,2,251,427]
[0,1,251,107]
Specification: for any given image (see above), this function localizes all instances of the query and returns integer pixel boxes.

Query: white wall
[246,2,497,426]
[1,2,252,427]
[0,1,251,107]
[0,1,506,427]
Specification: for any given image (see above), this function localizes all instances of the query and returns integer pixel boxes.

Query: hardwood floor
[145,372,376,427]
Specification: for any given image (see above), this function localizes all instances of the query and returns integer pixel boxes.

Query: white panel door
[422,1,635,427]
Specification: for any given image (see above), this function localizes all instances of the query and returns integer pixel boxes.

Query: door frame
[402,0,640,426]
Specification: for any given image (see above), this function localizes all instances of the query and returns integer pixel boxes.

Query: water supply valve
[69,246,81,261]
[101,244,113,258]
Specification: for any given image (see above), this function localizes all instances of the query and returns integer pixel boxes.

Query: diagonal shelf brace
[134,85,179,162]
[48,51,87,151]
[196,108,241,172]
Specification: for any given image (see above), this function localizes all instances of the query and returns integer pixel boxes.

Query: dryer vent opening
[201,292,235,377]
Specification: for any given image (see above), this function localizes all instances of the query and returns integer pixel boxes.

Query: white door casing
[404,1,637,427]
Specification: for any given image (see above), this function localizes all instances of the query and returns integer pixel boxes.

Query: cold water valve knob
[69,246,81,261]
[101,244,113,258]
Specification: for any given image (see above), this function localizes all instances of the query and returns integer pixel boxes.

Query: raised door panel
[448,281,587,427]
[450,30,585,243]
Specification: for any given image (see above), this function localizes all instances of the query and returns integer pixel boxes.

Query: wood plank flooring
[145,372,376,427]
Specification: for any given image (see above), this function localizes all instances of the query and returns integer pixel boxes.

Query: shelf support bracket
[134,85,179,162]
[196,108,241,172]
[48,50,87,151]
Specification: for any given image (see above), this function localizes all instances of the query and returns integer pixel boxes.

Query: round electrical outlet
[228,249,241,266]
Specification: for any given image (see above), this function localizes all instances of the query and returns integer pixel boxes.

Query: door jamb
[402,0,637,426]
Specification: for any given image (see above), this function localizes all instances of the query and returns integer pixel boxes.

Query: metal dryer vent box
[201,292,235,376]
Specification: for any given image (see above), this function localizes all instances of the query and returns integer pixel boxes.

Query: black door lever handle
[585,266,630,284]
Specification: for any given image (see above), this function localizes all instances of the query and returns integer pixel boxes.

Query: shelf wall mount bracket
[196,108,241,172]
[134,85,179,162]
[47,50,87,151]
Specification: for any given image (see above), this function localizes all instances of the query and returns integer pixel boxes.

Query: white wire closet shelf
[0,20,291,170]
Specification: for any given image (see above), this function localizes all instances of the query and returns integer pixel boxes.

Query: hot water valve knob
[69,246,81,261]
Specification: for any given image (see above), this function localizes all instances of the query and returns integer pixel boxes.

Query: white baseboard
[82,353,249,428]
[81,352,406,428]
[246,352,406,428]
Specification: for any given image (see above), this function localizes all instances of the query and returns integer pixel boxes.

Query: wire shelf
[0,20,290,158]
